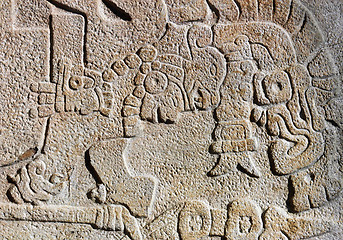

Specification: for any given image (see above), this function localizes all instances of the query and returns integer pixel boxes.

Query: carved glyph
[0,0,342,239]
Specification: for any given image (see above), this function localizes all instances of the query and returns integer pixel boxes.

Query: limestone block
[0,0,342,239]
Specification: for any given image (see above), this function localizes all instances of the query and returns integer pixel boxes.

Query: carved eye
[263,71,291,104]
[138,45,157,62]
[69,76,83,90]
[210,63,217,76]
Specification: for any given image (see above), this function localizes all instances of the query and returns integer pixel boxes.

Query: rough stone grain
[0,0,342,239]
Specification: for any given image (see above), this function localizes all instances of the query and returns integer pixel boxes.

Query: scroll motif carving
[7,156,65,205]
[25,0,342,216]
[1,0,342,238]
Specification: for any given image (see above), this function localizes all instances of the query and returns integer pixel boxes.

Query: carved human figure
[210,33,260,178]
[13,0,341,238]
[213,22,326,177]
[29,0,340,203]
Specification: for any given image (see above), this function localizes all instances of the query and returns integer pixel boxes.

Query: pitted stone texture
[0,0,342,239]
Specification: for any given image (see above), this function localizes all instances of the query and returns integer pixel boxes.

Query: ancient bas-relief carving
[0,0,342,239]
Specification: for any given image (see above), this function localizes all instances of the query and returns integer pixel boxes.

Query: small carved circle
[235,35,249,46]
[29,108,38,118]
[263,71,292,104]
[151,61,161,71]
[69,76,83,90]
[124,54,142,69]
[140,62,151,74]
[102,69,117,82]
[144,71,168,94]
[112,60,128,76]
[138,45,157,62]
[133,85,146,98]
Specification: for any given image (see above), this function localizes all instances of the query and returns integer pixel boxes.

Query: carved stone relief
[0,0,342,239]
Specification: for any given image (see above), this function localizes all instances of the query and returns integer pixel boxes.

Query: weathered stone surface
[0,0,342,239]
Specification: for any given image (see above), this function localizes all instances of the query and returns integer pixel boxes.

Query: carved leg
[87,138,157,218]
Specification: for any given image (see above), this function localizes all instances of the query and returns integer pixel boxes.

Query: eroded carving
[226,199,262,239]
[7,156,65,205]
[0,203,142,239]
[288,125,343,212]
[144,198,333,239]
[25,0,341,214]
[178,200,212,240]
[260,206,333,240]
[2,0,342,238]
[87,138,157,218]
